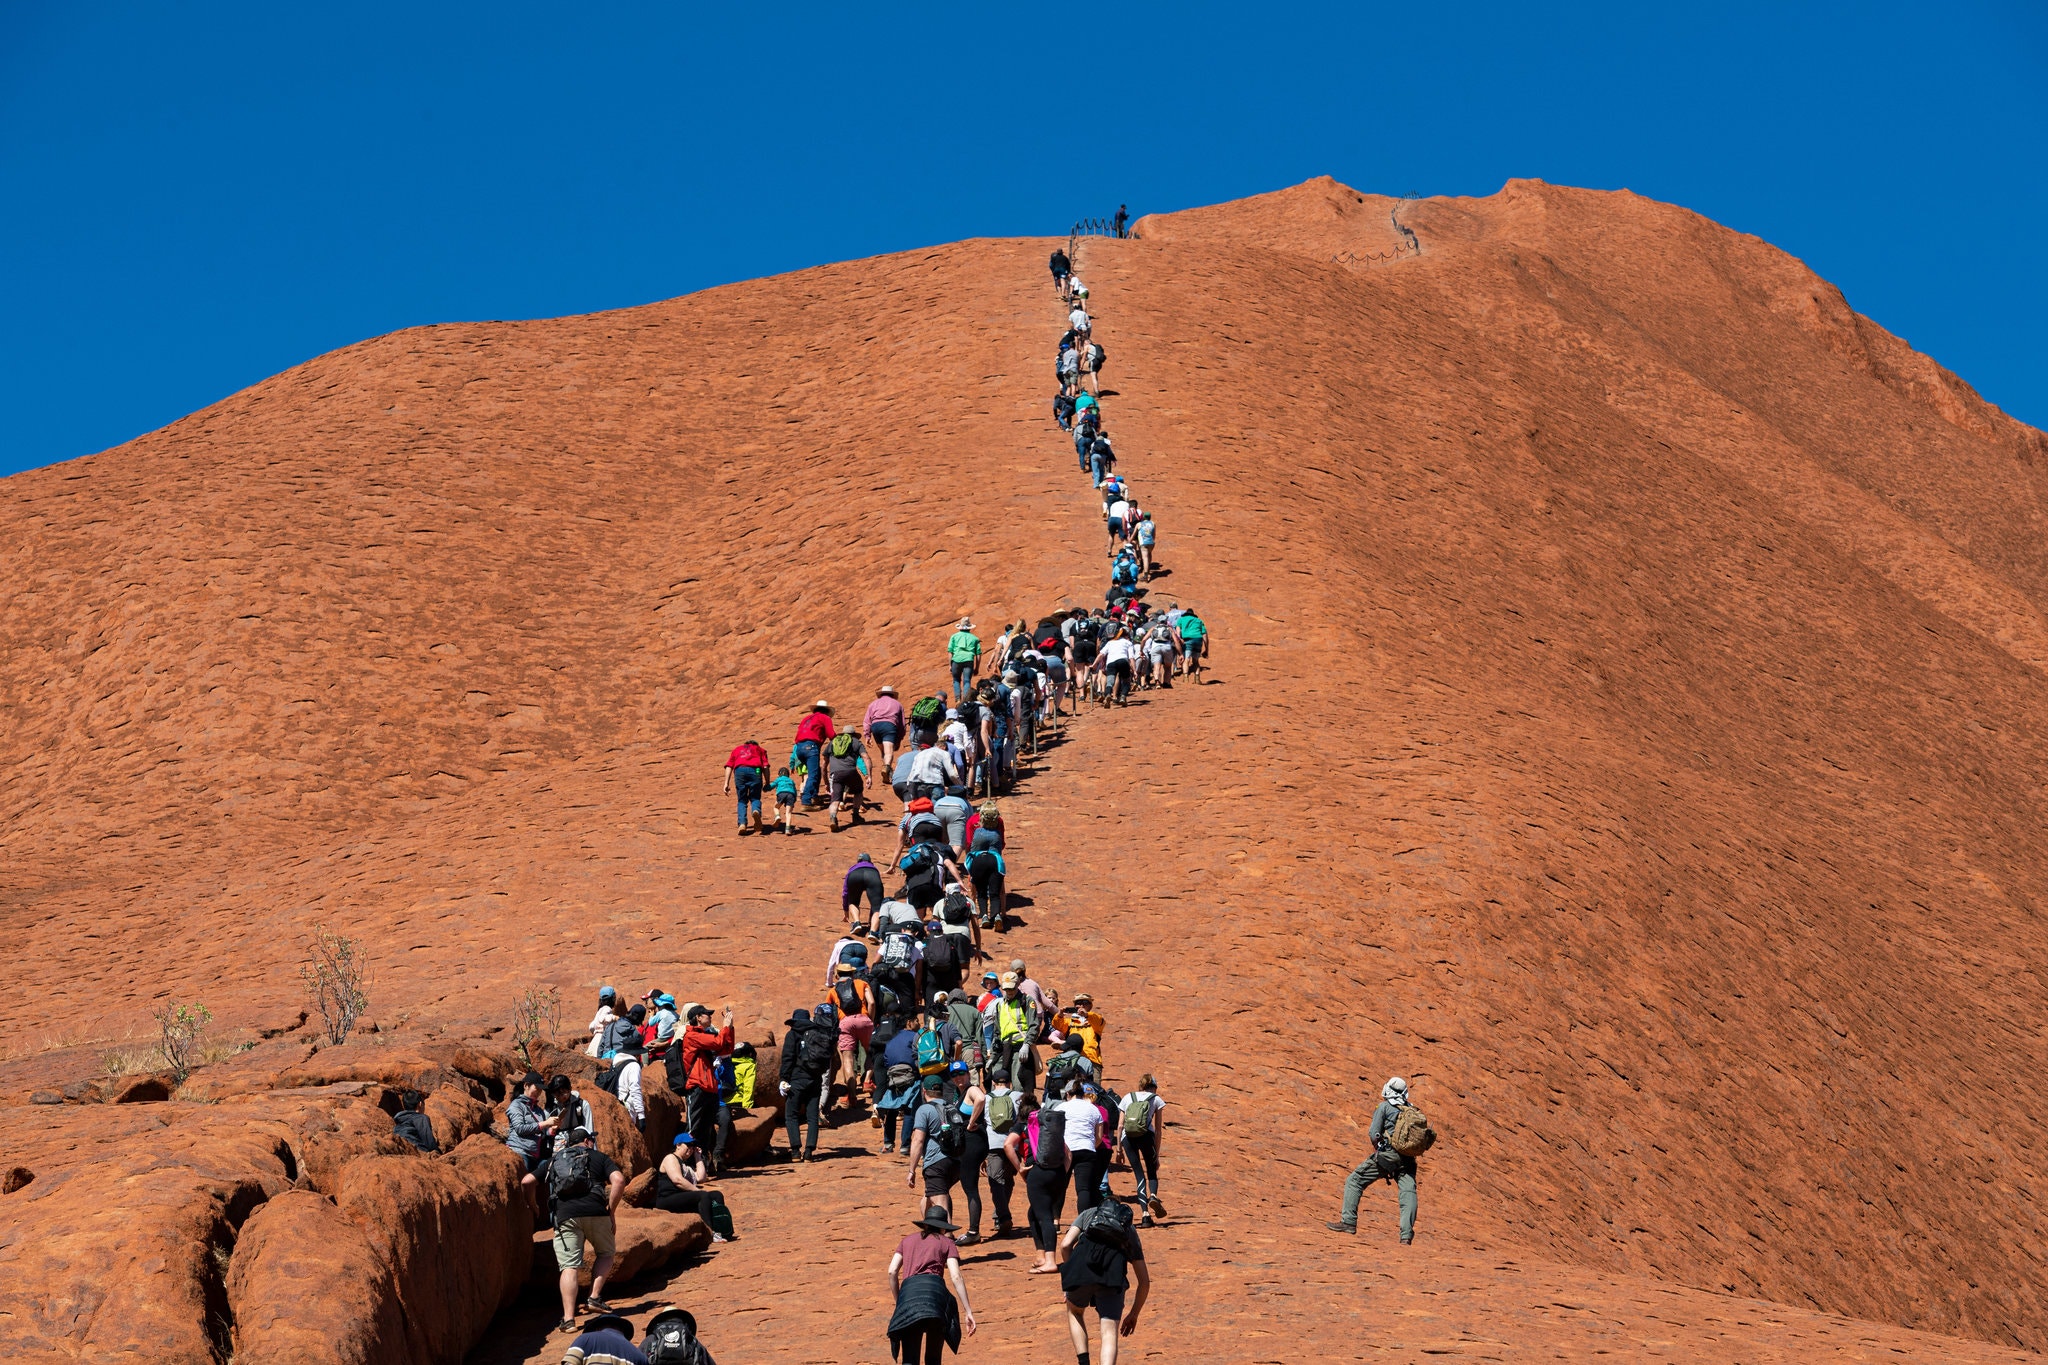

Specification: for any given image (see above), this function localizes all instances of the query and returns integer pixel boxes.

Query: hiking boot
[557,1319,578,1334]
[1325,1221,1356,1234]
[585,1298,618,1313]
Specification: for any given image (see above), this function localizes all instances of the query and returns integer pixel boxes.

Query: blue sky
[2,2,2043,476]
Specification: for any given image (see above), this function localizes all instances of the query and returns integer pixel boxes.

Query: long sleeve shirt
[617,1060,645,1125]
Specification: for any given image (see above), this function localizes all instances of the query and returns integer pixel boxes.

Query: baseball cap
[568,1126,592,1144]
[999,972,1019,988]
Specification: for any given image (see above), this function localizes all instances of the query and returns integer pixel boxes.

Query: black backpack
[929,1100,966,1157]
[644,1310,709,1365]
[547,1145,596,1201]
[1046,1051,1083,1092]
[956,700,982,731]
[1078,1197,1134,1249]
[593,1062,628,1097]
[941,888,973,925]
[872,978,905,1018]
[798,1022,837,1074]
[925,932,966,974]
[1035,1101,1067,1167]
[834,978,863,1015]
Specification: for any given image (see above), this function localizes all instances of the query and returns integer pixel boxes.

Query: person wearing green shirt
[948,618,982,701]
[1175,610,1208,681]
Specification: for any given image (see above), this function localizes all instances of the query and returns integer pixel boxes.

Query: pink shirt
[865,697,906,731]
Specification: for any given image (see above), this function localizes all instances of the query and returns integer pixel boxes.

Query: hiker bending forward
[1330,1076,1423,1243]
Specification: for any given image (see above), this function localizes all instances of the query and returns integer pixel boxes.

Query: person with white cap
[1328,1076,1420,1243]
[947,619,982,701]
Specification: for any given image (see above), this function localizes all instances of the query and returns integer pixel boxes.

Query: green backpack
[1122,1093,1156,1137]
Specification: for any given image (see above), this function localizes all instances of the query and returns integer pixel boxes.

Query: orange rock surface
[5,176,2047,1361]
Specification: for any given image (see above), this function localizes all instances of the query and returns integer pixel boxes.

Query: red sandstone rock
[5,177,2048,1363]
[227,1189,407,1365]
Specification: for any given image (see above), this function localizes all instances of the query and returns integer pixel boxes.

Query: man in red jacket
[792,701,836,809]
[680,1004,736,1171]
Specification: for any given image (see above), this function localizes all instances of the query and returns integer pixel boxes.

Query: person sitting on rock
[392,1088,437,1152]
[653,1132,734,1242]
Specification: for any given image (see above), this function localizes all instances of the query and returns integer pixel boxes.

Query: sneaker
[712,1233,729,1243]
[1325,1221,1356,1234]
[585,1298,618,1313]
[1148,1196,1166,1218]
[1400,1235,1414,1245]
[1140,1214,1154,1228]
[557,1319,578,1334]
[957,1231,982,1246]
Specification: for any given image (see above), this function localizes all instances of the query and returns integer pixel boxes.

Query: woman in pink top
[865,685,907,776]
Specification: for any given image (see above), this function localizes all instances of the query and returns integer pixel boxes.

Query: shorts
[922,1156,961,1196]
[552,1215,616,1270]
[838,1012,875,1052]
[869,721,900,746]
[1067,1284,1126,1322]
[1183,637,1207,660]
[829,770,863,802]
[775,791,796,809]
[1073,644,1098,666]
[1107,519,1124,537]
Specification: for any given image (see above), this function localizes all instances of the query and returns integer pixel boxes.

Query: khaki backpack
[1388,1104,1436,1158]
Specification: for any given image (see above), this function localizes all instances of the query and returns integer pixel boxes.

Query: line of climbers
[535,241,1212,1365]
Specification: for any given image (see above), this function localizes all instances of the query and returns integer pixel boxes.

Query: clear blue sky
[3,2,2043,476]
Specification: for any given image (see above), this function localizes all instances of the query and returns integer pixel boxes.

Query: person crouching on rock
[560,1311,644,1365]
[548,1126,626,1335]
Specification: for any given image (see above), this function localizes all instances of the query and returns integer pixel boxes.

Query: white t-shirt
[1058,1097,1102,1153]
[1070,308,1090,331]
[941,719,972,762]
[1101,637,1136,667]
[1109,500,1130,523]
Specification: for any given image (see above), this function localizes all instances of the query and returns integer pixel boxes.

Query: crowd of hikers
[505,234,1427,1365]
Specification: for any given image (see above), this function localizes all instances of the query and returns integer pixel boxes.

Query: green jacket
[948,631,982,663]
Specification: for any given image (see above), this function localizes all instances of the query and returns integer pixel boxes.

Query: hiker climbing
[887,1205,977,1364]
[1328,1076,1433,1243]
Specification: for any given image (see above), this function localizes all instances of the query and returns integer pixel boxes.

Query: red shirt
[727,742,768,771]
[897,1230,959,1279]
[795,712,836,744]
[680,1023,734,1093]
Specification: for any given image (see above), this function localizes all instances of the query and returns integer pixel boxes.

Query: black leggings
[958,1129,989,1234]
[655,1188,728,1225]
[896,1322,947,1365]
[1071,1147,1108,1213]
[845,866,884,918]
[1026,1163,1069,1251]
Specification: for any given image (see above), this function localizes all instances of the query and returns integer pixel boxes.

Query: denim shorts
[869,721,900,745]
